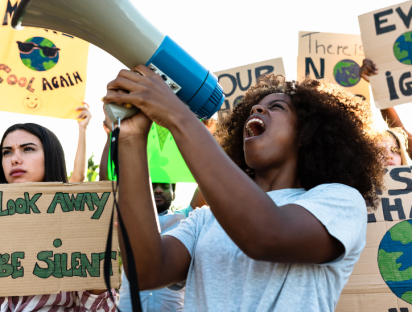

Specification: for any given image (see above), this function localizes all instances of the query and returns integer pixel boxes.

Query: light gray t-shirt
[164,183,367,312]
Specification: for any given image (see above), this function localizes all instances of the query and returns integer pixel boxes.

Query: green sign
[108,123,195,183]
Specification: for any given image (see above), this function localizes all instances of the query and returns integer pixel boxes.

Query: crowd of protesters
[0,55,410,312]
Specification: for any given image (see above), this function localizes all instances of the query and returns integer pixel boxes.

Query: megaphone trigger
[104,102,140,124]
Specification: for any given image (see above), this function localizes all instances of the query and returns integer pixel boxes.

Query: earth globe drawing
[394,31,412,65]
[378,220,412,304]
[18,37,59,72]
[333,59,360,87]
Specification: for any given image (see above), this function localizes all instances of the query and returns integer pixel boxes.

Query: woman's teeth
[246,118,266,137]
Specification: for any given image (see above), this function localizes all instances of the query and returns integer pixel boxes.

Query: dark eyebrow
[20,143,37,148]
[2,143,37,150]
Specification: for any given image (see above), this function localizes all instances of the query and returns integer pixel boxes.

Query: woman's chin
[8,176,31,184]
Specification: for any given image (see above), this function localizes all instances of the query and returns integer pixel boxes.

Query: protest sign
[297,31,370,102]
[336,166,412,312]
[108,124,196,183]
[0,181,119,297]
[215,58,285,118]
[359,1,412,109]
[0,0,89,119]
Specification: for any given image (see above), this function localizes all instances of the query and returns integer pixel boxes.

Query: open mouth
[245,117,266,139]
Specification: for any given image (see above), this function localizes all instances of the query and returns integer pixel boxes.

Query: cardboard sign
[0,181,119,297]
[215,58,285,118]
[0,0,89,119]
[359,1,412,109]
[336,166,412,312]
[297,31,370,102]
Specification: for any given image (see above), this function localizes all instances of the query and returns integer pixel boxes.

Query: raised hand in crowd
[359,58,378,82]
[69,102,92,183]
[360,59,412,159]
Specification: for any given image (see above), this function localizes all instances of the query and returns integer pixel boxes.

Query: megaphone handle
[105,103,140,124]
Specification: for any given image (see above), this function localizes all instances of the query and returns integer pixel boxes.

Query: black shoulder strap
[104,127,143,312]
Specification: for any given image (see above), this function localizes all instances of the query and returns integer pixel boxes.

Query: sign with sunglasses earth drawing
[0,0,89,120]
[17,37,60,72]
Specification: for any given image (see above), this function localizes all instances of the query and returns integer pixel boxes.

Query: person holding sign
[104,68,384,312]
[0,123,116,311]
[360,59,412,162]
[382,128,410,166]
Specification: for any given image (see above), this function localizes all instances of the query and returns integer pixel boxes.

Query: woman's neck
[254,162,301,192]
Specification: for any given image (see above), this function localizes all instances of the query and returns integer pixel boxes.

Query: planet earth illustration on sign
[333,59,360,87]
[18,37,59,72]
[394,31,412,65]
[378,220,412,304]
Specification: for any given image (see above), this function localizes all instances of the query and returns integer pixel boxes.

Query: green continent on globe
[333,61,353,77]
[390,220,412,244]
[43,60,57,71]
[394,42,409,63]
[378,249,412,282]
[402,291,412,302]
[393,31,412,65]
[21,59,36,71]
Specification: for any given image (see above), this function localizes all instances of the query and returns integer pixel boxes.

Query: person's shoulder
[171,205,212,220]
[172,205,194,218]
[298,183,367,220]
[305,183,364,202]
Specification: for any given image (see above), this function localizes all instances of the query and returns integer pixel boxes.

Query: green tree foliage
[87,154,99,182]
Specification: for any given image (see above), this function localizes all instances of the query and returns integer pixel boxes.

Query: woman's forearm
[69,127,87,183]
[117,136,163,288]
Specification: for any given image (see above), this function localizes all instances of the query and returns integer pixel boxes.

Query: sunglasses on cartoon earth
[16,41,60,58]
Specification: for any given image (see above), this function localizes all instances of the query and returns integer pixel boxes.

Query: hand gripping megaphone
[11,0,225,122]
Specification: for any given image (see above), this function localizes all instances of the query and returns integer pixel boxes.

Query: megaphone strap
[104,127,143,312]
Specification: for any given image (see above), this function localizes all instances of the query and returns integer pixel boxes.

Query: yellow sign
[0,0,89,119]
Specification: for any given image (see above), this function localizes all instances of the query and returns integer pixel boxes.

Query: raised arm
[360,59,412,157]
[104,95,191,290]
[381,108,412,157]
[103,67,343,274]
[69,104,91,183]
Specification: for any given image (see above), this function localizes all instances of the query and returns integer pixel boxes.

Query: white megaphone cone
[12,0,225,122]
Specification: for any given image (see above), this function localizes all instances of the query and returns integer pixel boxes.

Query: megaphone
[12,0,225,122]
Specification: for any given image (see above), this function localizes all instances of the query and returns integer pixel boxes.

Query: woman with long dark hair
[0,123,116,312]
[103,68,385,312]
